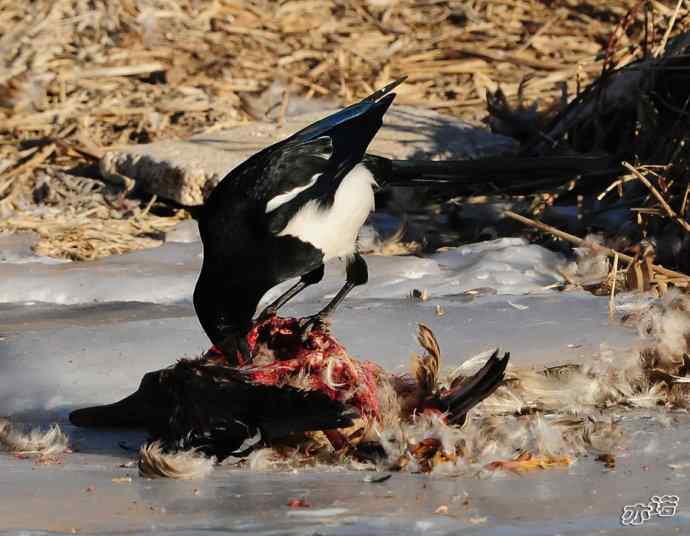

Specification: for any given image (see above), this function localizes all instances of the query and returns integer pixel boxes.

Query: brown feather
[411,323,441,398]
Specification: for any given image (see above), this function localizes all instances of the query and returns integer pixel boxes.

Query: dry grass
[0,170,184,259]
[2,1,689,259]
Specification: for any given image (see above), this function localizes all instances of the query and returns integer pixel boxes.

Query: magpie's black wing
[253,135,333,212]
[202,78,404,240]
[258,78,405,233]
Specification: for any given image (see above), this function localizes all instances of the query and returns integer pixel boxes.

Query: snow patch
[0,237,568,305]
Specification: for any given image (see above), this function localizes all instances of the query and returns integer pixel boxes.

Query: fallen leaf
[485,451,572,473]
[596,453,616,469]
[389,454,410,472]
[35,455,63,465]
[287,498,310,508]
[434,505,449,514]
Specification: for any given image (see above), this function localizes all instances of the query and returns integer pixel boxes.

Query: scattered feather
[410,288,430,302]
[668,460,690,470]
[411,323,440,397]
[0,418,69,456]
[363,473,391,483]
[138,441,215,480]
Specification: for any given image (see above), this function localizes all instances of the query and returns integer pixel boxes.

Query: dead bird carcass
[69,318,509,467]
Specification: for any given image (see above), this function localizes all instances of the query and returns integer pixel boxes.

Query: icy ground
[0,228,687,535]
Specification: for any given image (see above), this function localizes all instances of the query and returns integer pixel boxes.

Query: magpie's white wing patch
[260,135,332,215]
[265,173,321,213]
[278,164,377,260]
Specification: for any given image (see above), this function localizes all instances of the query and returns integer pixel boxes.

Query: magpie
[193,77,615,364]
[194,78,411,364]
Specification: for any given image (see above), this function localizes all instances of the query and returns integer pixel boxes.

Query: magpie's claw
[256,307,277,323]
[298,314,327,342]
[238,344,253,366]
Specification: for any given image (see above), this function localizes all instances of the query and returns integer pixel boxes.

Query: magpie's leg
[257,264,325,321]
[318,254,368,317]
[300,254,368,337]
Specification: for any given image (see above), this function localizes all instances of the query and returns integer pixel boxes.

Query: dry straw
[2,1,686,259]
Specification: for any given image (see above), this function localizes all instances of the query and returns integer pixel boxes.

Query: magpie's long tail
[183,153,619,219]
[365,154,620,195]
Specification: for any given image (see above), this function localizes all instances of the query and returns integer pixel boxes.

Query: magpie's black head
[193,268,264,362]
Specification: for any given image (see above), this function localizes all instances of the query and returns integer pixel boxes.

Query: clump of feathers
[0,418,69,456]
[637,291,690,370]
[138,441,215,480]
[558,236,612,287]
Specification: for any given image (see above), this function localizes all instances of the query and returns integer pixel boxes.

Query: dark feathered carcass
[70,317,509,463]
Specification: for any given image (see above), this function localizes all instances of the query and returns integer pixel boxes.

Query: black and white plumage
[194,78,405,363]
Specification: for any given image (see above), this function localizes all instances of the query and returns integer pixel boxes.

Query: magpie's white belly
[277,164,376,260]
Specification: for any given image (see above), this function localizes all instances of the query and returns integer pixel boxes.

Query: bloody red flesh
[204,316,383,420]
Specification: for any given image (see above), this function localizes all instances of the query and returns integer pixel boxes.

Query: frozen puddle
[0,235,686,534]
